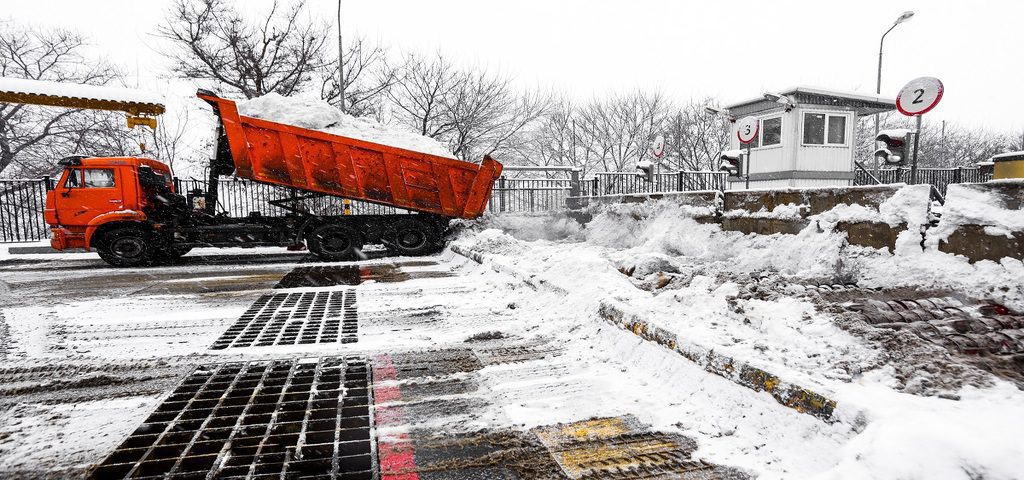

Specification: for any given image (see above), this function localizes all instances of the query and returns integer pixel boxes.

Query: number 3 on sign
[896,77,943,116]
[737,116,759,144]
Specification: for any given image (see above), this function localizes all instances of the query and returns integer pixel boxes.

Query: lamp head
[895,11,914,25]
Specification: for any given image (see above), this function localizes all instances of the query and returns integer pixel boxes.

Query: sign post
[736,116,759,189]
[649,134,665,185]
[895,77,944,185]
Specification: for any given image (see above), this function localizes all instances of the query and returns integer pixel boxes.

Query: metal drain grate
[211,291,358,350]
[89,357,375,479]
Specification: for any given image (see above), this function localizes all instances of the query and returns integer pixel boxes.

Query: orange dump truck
[43,90,502,267]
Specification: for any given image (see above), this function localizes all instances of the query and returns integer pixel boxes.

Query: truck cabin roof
[58,156,171,172]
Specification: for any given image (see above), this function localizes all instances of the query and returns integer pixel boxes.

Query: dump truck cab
[45,156,177,254]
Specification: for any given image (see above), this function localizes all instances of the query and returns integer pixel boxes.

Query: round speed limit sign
[896,77,944,116]
[736,116,759,144]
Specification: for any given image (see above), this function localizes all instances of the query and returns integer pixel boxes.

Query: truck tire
[384,218,443,257]
[152,245,193,263]
[96,227,153,267]
[308,224,363,261]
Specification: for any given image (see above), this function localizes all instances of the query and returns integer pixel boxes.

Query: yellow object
[343,198,352,215]
[127,116,158,130]
[0,89,163,131]
[992,151,1024,180]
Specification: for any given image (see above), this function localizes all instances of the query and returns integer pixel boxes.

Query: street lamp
[874,10,914,174]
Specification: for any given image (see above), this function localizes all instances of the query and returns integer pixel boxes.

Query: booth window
[803,113,848,146]
[761,117,782,146]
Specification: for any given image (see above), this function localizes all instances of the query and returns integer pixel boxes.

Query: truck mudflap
[198,92,503,220]
[50,227,86,250]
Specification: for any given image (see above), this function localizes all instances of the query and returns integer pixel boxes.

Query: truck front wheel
[308,224,363,261]
[385,218,443,257]
[96,227,153,267]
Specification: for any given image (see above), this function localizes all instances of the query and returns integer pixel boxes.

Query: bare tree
[0,23,123,176]
[386,53,460,139]
[319,36,399,119]
[159,0,328,99]
[441,69,552,161]
[575,91,670,175]
[662,98,730,171]
[509,100,580,170]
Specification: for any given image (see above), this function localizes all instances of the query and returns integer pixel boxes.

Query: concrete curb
[597,300,839,422]
[447,243,841,423]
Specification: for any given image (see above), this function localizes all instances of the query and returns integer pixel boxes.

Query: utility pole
[337,0,346,113]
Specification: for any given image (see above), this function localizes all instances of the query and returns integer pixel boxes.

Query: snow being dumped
[237,93,457,159]
[453,184,1024,480]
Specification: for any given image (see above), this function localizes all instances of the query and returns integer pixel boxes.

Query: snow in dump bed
[238,93,457,159]
[0,76,164,106]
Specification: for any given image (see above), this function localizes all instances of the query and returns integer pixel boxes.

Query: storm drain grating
[211,290,358,349]
[89,357,375,479]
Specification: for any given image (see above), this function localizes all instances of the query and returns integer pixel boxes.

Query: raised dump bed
[199,92,502,220]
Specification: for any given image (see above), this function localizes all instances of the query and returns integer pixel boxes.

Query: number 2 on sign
[913,89,925,104]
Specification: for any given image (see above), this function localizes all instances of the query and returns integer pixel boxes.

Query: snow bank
[813,184,932,228]
[238,93,456,159]
[471,213,583,242]
[930,182,1024,241]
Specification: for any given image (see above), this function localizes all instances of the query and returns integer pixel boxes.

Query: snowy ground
[455,204,1024,480]
[0,209,1022,479]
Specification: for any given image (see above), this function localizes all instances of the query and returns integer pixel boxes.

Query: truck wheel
[308,224,363,261]
[96,227,153,267]
[385,218,442,257]
[152,246,193,263]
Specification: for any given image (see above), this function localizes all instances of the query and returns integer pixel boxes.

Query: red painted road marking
[374,354,420,480]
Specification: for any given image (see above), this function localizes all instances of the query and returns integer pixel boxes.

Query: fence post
[677,172,684,192]
[498,176,506,213]
[954,166,962,184]
[569,169,581,197]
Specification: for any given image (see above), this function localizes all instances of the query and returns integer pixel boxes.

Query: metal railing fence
[854,166,992,197]
[0,178,54,243]
[579,171,727,197]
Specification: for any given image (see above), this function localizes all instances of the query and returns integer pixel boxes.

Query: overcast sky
[5,0,1023,132]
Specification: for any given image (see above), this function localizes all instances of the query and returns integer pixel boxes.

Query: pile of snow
[238,93,456,159]
[471,213,583,242]
[930,181,1024,240]
[813,184,932,228]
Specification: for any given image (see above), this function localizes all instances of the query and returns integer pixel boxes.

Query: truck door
[56,167,125,226]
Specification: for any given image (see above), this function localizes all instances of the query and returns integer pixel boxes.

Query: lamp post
[874,10,914,175]
[337,0,346,113]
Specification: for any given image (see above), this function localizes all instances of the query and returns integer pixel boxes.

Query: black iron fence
[489,177,574,213]
[579,171,727,197]
[854,166,992,197]
[173,178,400,217]
[0,178,54,243]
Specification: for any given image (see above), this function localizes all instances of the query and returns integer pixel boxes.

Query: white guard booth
[723,87,895,189]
